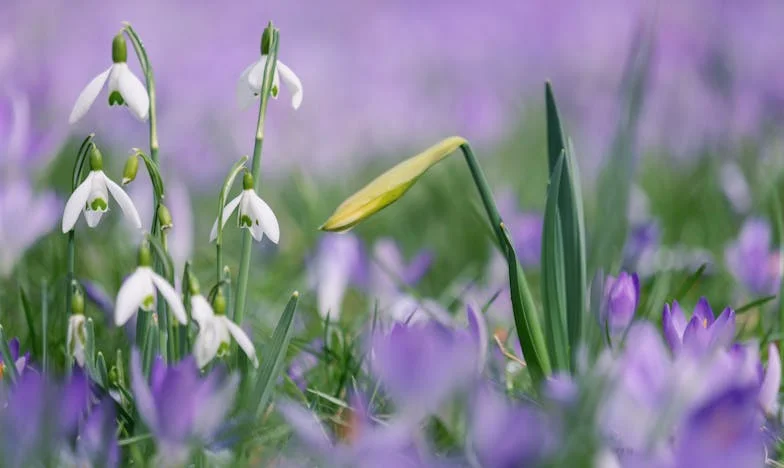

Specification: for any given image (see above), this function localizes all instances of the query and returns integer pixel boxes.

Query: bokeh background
[3,0,784,353]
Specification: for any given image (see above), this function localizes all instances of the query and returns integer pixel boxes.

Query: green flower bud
[138,242,152,267]
[122,154,139,185]
[243,171,255,190]
[188,274,201,296]
[109,366,119,387]
[71,288,85,315]
[260,27,272,55]
[112,33,127,63]
[213,289,227,316]
[157,204,173,231]
[89,145,103,171]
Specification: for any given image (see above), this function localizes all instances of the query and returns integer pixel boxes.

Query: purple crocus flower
[468,386,555,467]
[0,337,30,378]
[308,233,364,320]
[662,298,736,355]
[369,238,433,307]
[61,398,120,468]
[369,307,483,416]
[287,339,323,392]
[623,220,661,276]
[759,343,781,416]
[601,272,640,339]
[130,350,239,465]
[279,393,434,467]
[725,218,781,296]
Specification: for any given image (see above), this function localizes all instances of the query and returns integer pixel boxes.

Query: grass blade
[736,295,777,314]
[18,287,37,356]
[541,152,570,371]
[253,291,300,418]
[672,263,708,302]
[0,325,20,384]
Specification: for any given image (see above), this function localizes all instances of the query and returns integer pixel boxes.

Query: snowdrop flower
[61,146,142,233]
[115,243,187,326]
[237,28,302,110]
[209,171,279,244]
[69,33,149,123]
[191,287,258,369]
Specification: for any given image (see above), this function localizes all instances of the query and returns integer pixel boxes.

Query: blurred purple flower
[130,350,239,465]
[662,298,735,355]
[0,337,30,377]
[719,162,752,214]
[308,233,364,320]
[725,217,781,296]
[369,238,433,303]
[62,398,120,468]
[369,309,481,415]
[623,220,660,276]
[759,343,781,416]
[601,271,639,339]
[287,340,322,392]
[468,386,555,467]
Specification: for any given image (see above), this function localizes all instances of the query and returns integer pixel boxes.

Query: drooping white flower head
[69,33,149,124]
[115,243,188,327]
[67,314,87,368]
[191,293,259,369]
[209,171,279,244]
[61,146,142,233]
[236,28,302,110]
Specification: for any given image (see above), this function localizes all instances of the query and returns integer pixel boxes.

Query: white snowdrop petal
[61,172,95,233]
[209,194,243,242]
[149,272,187,324]
[105,174,142,229]
[68,67,111,124]
[223,317,259,368]
[277,61,303,110]
[115,269,153,326]
[118,66,150,121]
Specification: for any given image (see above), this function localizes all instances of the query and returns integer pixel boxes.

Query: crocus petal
[61,172,96,233]
[247,57,267,91]
[277,61,303,110]
[130,349,159,432]
[149,272,187,324]
[68,67,111,124]
[117,65,150,121]
[692,297,714,327]
[115,269,153,326]
[760,344,781,415]
[104,174,142,229]
[223,317,258,368]
[250,193,280,244]
[209,194,243,242]
[236,62,257,109]
[662,303,682,354]
[466,304,488,371]
[190,295,214,327]
[193,318,221,369]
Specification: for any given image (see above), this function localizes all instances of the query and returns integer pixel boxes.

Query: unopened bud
[122,154,139,185]
[138,242,152,267]
[157,204,173,231]
[260,25,273,55]
[89,145,103,171]
[71,287,85,315]
[112,33,127,63]
[213,289,227,316]
[188,274,201,296]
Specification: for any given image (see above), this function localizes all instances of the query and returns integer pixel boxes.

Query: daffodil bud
[89,145,103,171]
[138,242,152,267]
[213,289,227,316]
[260,25,273,55]
[71,287,85,316]
[157,204,173,231]
[112,33,127,63]
[243,171,255,190]
[122,154,139,185]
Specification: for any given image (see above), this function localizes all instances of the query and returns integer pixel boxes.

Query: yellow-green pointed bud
[71,288,85,316]
[243,171,255,190]
[122,154,139,185]
[213,289,227,316]
[89,146,103,171]
[260,25,273,55]
[112,33,127,63]
[188,275,200,296]
[157,204,173,231]
[320,136,467,232]
[138,242,152,267]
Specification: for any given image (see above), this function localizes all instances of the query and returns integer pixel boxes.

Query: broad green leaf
[320,137,467,232]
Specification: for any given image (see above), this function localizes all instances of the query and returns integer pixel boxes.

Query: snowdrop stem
[235,24,280,332]
[122,24,158,164]
[216,156,249,286]
[65,135,95,317]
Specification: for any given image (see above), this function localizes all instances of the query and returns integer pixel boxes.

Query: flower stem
[234,24,279,332]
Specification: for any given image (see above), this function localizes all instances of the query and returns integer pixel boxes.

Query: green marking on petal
[108,91,125,106]
[240,214,253,228]
[217,341,231,358]
[90,198,108,211]
[141,295,155,311]
[271,85,279,97]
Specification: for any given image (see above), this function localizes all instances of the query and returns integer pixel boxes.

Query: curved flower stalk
[130,350,239,466]
[69,33,149,123]
[209,171,279,244]
[190,283,258,368]
[61,145,142,233]
[115,242,187,326]
[237,28,302,110]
